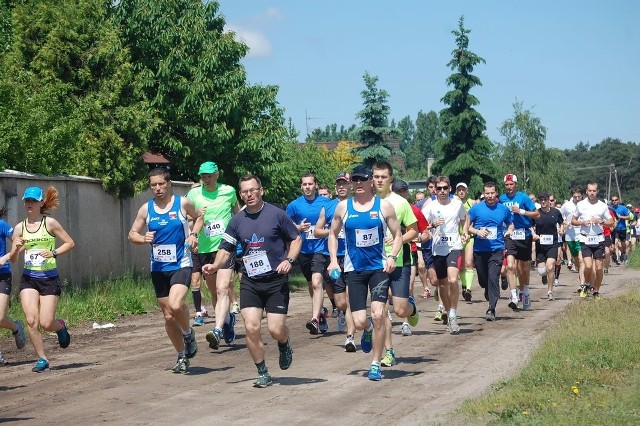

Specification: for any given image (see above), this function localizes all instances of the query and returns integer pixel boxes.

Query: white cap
[456,182,468,189]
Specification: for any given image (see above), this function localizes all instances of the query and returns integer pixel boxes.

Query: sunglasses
[436,186,449,191]
[351,176,369,183]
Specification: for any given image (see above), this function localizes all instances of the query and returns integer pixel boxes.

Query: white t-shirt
[422,199,467,256]
[560,200,580,241]
[573,199,611,243]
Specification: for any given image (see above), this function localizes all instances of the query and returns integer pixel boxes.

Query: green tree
[406,110,440,174]
[397,115,415,153]
[0,0,153,196]
[434,16,495,196]
[353,71,398,166]
[116,0,288,188]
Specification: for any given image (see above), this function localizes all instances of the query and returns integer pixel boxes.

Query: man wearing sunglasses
[499,174,540,311]
[421,176,469,333]
[326,165,403,381]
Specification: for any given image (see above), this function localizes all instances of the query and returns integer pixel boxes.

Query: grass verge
[456,251,640,425]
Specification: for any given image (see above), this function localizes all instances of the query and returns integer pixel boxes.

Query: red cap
[504,174,518,183]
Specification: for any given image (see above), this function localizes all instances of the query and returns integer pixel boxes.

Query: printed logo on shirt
[169,211,177,219]
[370,211,379,220]
[245,233,265,250]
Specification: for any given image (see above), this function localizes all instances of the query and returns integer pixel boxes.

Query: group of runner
[1,163,637,385]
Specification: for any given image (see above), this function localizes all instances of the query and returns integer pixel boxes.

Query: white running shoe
[448,316,460,334]
[553,279,559,287]
[401,322,412,336]
[548,291,554,301]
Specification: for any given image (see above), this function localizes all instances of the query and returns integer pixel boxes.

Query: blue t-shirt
[221,203,299,281]
[323,199,346,256]
[499,191,536,236]
[286,195,332,254]
[343,197,387,272]
[612,205,630,231]
[0,220,14,274]
[468,201,513,252]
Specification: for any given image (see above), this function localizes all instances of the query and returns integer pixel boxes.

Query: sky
[218,1,639,149]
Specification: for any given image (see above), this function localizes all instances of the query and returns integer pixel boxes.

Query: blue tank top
[343,197,387,272]
[146,196,192,272]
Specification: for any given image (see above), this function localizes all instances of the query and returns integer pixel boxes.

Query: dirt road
[1,265,636,425]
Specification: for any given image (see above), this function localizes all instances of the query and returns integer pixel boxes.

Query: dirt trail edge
[1,266,636,425]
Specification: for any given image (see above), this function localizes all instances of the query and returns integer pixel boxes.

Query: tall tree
[406,110,440,174]
[397,115,415,153]
[0,0,153,196]
[352,71,398,166]
[433,16,495,195]
[116,0,287,185]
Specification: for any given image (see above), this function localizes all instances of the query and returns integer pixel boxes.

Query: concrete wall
[1,170,192,288]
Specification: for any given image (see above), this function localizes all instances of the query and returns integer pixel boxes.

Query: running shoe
[434,308,443,321]
[553,279,559,287]
[523,293,531,310]
[593,292,603,300]
[278,339,293,370]
[462,289,472,302]
[206,327,222,350]
[548,291,554,301]
[542,275,548,286]
[201,307,209,317]
[56,319,71,349]
[253,372,273,388]
[306,318,320,335]
[230,302,240,314]
[508,294,519,311]
[441,312,448,326]
[579,286,589,299]
[32,357,50,373]
[380,348,397,367]
[172,356,189,374]
[319,308,329,334]
[337,311,346,333]
[360,317,373,353]
[184,328,198,359]
[193,314,205,327]
[344,335,356,352]
[223,312,237,345]
[14,319,26,349]
[331,307,339,318]
[367,363,383,381]
[407,295,419,327]
[501,276,508,290]
[0,352,5,366]
[485,309,495,321]
[401,322,412,336]
[448,316,460,334]
[420,288,431,299]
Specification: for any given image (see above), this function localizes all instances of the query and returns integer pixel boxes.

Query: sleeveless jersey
[147,196,192,272]
[22,217,58,278]
[343,197,387,272]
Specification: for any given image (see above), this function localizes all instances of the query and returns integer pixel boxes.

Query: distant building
[142,152,170,170]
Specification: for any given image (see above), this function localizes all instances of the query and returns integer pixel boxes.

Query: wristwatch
[189,232,198,237]
[388,254,397,260]
[286,258,295,264]
[52,250,58,258]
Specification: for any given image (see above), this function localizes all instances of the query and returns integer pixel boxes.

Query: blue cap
[22,186,44,201]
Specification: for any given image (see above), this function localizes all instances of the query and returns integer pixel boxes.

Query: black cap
[538,192,550,200]
[392,179,409,192]
[351,165,371,180]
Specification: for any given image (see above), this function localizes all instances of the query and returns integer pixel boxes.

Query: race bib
[305,226,317,240]
[511,229,526,240]
[243,252,271,277]
[152,244,177,263]
[539,234,554,245]
[435,233,457,247]
[484,226,498,240]
[356,227,379,247]
[586,234,602,245]
[204,219,225,237]
[25,249,46,267]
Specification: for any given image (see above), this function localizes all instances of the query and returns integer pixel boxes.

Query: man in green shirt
[187,162,241,350]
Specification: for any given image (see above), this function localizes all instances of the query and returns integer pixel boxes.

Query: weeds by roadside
[456,256,640,425]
